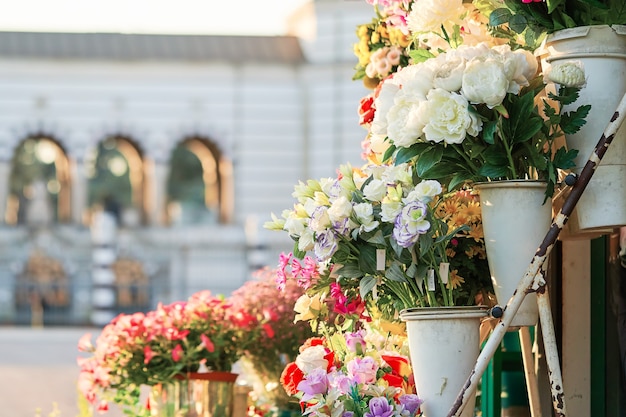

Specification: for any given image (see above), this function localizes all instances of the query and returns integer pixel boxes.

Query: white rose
[327,195,352,223]
[381,163,413,185]
[381,200,403,223]
[419,88,475,144]
[363,179,387,202]
[353,203,379,233]
[368,133,391,155]
[461,57,508,108]
[296,344,329,374]
[293,295,324,327]
[406,180,443,202]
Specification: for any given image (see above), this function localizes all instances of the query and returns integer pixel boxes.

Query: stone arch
[86,133,147,227]
[5,133,72,225]
[166,135,233,225]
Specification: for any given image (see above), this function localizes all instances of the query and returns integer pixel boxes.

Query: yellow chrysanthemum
[449,212,469,227]
[468,223,484,241]
[371,32,381,44]
[388,27,411,48]
[447,270,465,290]
[446,247,456,258]
[463,201,482,223]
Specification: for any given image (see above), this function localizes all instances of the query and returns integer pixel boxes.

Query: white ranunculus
[363,179,387,202]
[419,88,475,144]
[547,61,586,88]
[461,57,508,108]
[386,99,425,148]
[406,0,465,33]
[406,180,443,202]
[327,195,352,223]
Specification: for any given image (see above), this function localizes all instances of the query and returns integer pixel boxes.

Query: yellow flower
[446,247,456,258]
[371,32,381,44]
[293,293,324,323]
[468,223,484,241]
[463,201,482,223]
[446,270,465,290]
[388,27,411,48]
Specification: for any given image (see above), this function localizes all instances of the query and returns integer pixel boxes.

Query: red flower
[143,345,156,364]
[299,337,325,352]
[263,323,275,339]
[280,362,305,396]
[358,94,376,126]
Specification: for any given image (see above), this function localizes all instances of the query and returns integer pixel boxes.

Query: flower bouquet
[363,42,589,201]
[230,268,315,414]
[280,329,422,417]
[77,290,260,415]
[266,160,493,322]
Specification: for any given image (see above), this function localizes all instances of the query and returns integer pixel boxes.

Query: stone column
[0,159,11,224]
[70,157,88,225]
[90,211,118,326]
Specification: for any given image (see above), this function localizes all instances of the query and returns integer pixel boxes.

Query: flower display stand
[447,93,626,417]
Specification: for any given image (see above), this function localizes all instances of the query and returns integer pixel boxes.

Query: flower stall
[265,0,626,416]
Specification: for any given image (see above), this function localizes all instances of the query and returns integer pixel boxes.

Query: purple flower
[328,370,354,395]
[332,217,352,236]
[393,200,430,248]
[314,229,338,262]
[343,413,355,417]
[399,394,423,415]
[297,368,328,401]
[364,397,394,417]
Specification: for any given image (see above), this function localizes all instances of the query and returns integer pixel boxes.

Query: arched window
[86,135,145,227]
[166,137,231,225]
[6,135,71,226]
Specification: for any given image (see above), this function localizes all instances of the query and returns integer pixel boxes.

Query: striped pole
[448,92,626,417]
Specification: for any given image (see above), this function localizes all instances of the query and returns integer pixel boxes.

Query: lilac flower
[399,394,423,415]
[364,397,395,417]
[328,369,354,395]
[392,200,430,248]
[346,356,378,384]
[297,368,329,401]
[345,330,367,353]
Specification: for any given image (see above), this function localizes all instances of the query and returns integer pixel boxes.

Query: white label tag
[427,269,436,291]
[439,262,450,284]
[376,249,386,271]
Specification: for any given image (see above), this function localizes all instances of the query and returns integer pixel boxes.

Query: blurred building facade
[0,0,373,325]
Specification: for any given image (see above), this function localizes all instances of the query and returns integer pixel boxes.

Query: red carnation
[280,362,305,396]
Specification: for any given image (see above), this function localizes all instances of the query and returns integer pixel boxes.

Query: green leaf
[552,147,579,170]
[335,263,364,279]
[359,243,379,275]
[395,143,426,165]
[482,121,497,145]
[560,105,591,135]
[508,14,529,34]
[415,146,444,177]
[387,263,408,282]
[359,275,378,299]
[418,233,433,258]
[383,143,397,163]
[478,163,509,179]
[408,48,436,63]
[489,8,512,26]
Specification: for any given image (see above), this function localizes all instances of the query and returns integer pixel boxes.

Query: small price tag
[376,249,386,271]
[427,269,436,291]
[439,262,450,284]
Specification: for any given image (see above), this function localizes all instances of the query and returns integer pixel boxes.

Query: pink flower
[172,344,183,362]
[346,356,379,384]
[201,334,215,352]
[77,333,93,352]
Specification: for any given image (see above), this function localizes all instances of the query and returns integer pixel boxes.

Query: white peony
[418,88,477,144]
[371,82,400,137]
[430,54,466,92]
[386,98,425,147]
[461,57,508,108]
[406,0,465,34]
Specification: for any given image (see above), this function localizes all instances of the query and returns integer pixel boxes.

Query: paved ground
[0,326,126,417]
